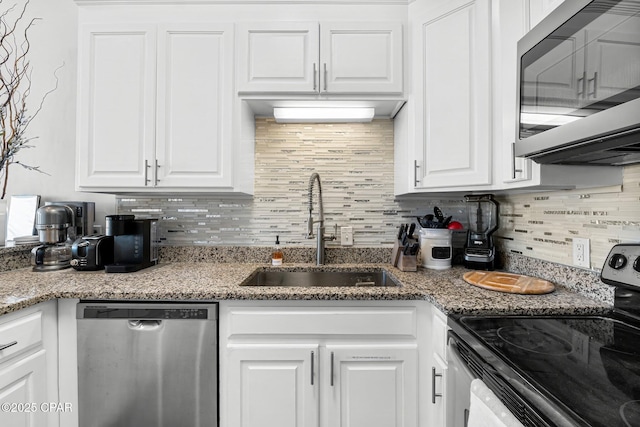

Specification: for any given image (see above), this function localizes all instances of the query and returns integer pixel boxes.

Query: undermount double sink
[241,269,401,288]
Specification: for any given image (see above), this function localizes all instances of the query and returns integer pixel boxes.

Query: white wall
[4,0,115,227]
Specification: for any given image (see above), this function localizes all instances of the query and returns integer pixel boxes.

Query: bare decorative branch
[0,0,61,199]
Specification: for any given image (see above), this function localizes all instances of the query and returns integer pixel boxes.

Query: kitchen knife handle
[313,63,317,91]
[432,367,442,404]
[323,63,328,92]
[311,351,315,385]
[330,351,335,386]
[0,340,17,351]
[414,160,420,187]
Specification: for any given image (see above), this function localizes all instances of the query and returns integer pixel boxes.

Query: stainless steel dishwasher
[77,301,218,427]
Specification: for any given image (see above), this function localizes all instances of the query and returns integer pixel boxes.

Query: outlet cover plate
[572,237,590,268]
[341,226,353,246]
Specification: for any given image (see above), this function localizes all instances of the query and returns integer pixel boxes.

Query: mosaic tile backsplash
[118,119,466,248]
[118,118,639,270]
[495,164,640,270]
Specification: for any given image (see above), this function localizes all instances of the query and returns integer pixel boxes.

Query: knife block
[397,252,417,272]
[391,240,418,272]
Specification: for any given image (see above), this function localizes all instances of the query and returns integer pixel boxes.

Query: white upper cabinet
[237,22,319,94]
[237,22,403,95]
[155,24,233,188]
[320,22,403,94]
[76,22,244,193]
[76,24,157,189]
[397,0,491,193]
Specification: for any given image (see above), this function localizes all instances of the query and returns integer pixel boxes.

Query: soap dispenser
[271,235,283,266]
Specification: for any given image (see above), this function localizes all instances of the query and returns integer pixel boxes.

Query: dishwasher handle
[127,319,163,331]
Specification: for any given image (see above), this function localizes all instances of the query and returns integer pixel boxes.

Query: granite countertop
[0,262,610,317]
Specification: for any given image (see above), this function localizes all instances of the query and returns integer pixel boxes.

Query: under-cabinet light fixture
[273,107,375,123]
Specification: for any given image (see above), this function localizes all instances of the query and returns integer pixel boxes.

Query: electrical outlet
[341,226,353,246]
[572,237,590,268]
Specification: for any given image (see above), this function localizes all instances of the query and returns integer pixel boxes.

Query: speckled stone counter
[0,262,610,317]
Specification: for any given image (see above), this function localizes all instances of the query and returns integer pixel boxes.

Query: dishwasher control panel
[78,303,216,320]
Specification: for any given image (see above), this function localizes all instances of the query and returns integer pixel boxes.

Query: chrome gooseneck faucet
[307,172,335,265]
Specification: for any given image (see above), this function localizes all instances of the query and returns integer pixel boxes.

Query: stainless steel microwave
[515,0,640,165]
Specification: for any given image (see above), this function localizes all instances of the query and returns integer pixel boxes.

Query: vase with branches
[0,0,60,200]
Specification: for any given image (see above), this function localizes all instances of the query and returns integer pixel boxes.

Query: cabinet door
[323,344,417,427]
[76,24,156,189]
[0,350,48,427]
[156,24,234,188]
[417,0,491,188]
[226,344,319,427]
[236,22,319,93]
[320,22,403,94]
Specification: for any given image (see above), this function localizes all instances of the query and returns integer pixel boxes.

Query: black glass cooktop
[459,315,640,427]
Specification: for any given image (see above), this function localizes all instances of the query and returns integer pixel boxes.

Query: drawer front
[227,306,417,337]
[0,311,43,364]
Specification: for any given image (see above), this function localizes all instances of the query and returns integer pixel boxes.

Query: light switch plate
[341,226,353,246]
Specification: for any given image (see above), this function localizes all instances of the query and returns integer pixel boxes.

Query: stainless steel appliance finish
[44,201,95,240]
[515,0,640,165]
[31,204,76,271]
[77,302,218,427]
[240,269,401,287]
[448,243,640,426]
[35,205,73,244]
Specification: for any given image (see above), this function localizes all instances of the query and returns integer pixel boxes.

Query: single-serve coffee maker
[104,215,158,273]
[463,194,499,270]
[31,202,95,271]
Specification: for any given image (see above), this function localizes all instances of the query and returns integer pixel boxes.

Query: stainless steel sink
[241,269,401,287]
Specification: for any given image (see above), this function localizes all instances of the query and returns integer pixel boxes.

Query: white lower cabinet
[324,344,417,427]
[221,302,421,427]
[429,308,449,427]
[0,301,58,427]
[227,344,319,427]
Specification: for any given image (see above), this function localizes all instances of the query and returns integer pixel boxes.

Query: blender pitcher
[463,194,499,270]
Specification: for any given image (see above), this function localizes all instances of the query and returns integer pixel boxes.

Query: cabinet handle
[144,160,151,186]
[313,63,317,91]
[414,160,420,187]
[511,143,523,180]
[154,159,160,186]
[330,351,334,386]
[0,340,17,351]
[311,351,315,386]
[588,72,598,98]
[577,71,586,98]
[431,367,442,404]
[323,63,328,92]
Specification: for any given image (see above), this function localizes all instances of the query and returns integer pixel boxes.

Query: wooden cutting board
[463,271,555,294]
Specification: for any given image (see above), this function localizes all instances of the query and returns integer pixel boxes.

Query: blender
[31,205,75,271]
[463,194,499,270]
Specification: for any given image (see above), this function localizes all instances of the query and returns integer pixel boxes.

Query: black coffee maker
[463,194,499,270]
[104,215,158,273]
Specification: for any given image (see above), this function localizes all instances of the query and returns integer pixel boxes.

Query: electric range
[448,244,640,427]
